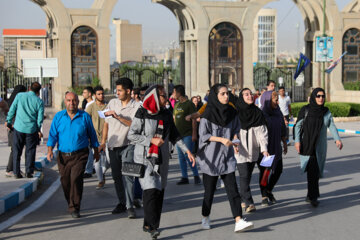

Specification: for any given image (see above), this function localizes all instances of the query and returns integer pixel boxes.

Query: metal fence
[253,67,305,102]
[0,66,52,106]
[110,68,167,93]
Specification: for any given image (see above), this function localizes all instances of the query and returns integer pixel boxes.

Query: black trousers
[143,188,165,231]
[6,129,14,172]
[306,155,320,200]
[237,162,256,206]
[202,172,242,218]
[257,156,283,197]
[12,129,38,175]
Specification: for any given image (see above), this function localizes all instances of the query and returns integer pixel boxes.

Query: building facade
[19,0,360,108]
[113,19,142,63]
[253,9,277,69]
[2,29,48,69]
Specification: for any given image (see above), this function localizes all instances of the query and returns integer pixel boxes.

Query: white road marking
[0,177,60,232]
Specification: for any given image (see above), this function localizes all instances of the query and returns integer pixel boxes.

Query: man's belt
[60,147,88,157]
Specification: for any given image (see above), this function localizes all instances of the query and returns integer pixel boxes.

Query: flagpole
[322,0,326,89]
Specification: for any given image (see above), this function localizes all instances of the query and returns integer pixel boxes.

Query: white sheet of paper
[260,155,275,167]
[98,110,112,119]
[232,139,241,145]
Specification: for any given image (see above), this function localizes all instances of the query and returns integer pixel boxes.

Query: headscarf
[236,88,266,130]
[260,90,285,164]
[201,84,237,127]
[8,85,26,107]
[297,88,329,155]
[260,91,283,118]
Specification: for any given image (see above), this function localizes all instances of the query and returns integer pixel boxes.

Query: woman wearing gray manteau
[235,88,269,213]
[294,88,343,207]
[127,85,195,240]
[197,84,254,233]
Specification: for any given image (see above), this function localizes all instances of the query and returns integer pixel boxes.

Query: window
[71,26,98,87]
[342,28,360,83]
[20,40,42,50]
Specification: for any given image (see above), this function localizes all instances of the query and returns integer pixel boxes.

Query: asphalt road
[1,133,360,240]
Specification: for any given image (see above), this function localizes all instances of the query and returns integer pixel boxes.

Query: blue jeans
[85,146,94,174]
[176,135,199,178]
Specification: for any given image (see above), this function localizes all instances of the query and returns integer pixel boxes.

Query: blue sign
[315,36,333,62]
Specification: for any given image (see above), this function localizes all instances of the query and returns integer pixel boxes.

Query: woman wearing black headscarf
[197,84,254,233]
[294,88,343,207]
[235,88,269,213]
[258,90,287,206]
[5,85,27,177]
[128,85,195,239]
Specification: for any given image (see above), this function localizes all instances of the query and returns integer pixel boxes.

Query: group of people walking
[2,77,343,240]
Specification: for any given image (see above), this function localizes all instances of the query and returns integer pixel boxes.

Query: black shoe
[112,203,126,214]
[310,199,319,207]
[14,174,23,179]
[305,196,311,203]
[143,226,151,233]
[261,198,270,207]
[26,173,33,178]
[267,192,277,204]
[176,178,189,185]
[133,198,143,208]
[127,207,136,219]
[83,173,92,178]
[71,210,80,218]
[150,229,160,239]
[194,176,202,185]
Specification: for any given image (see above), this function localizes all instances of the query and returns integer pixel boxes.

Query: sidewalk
[0,115,54,215]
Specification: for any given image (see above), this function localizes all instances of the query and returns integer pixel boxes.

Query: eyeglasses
[159,94,167,98]
[316,95,325,99]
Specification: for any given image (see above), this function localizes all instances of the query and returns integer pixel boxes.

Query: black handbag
[121,118,146,178]
[122,162,145,178]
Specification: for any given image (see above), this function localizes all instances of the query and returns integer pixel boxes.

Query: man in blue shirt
[47,92,99,218]
[6,82,44,178]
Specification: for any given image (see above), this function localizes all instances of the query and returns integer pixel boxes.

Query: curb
[0,150,58,215]
[0,172,42,215]
[289,123,360,135]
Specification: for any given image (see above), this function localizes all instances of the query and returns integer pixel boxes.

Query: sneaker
[150,229,160,239]
[5,171,14,178]
[71,210,81,218]
[261,198,270,207]
[112,203,126,214]
[96,181,105,190]
[127,208,136,219]
[83,173,92,178]
[14,174,23,179]
[245,204,256,213]
[267,192,277,204]
[133,198,143,208]
[194,176,202,185]
[176,178,189,185]
[201,216,211,230]
[234,218,254,233]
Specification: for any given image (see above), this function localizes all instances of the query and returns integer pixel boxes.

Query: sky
[0,0,353,63]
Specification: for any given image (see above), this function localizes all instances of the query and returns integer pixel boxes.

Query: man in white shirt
[278,86,292,143]
[99,78,141,219]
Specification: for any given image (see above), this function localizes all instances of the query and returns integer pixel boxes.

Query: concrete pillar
[196,28,210,95]
[179,41,185,86]
[185,40,191,97]
[97,27,111,91]
[242,29,255,90]
[191,40,197,94]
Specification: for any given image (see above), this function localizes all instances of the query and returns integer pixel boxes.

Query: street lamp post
[322,0,326,89]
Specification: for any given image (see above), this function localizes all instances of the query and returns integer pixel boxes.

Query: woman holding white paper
[197,84,254,233]
[235,88,269,213]
[258,91,287,206]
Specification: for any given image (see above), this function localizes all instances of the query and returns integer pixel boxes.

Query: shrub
[291,102,360,117]
[343,82,360,91]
